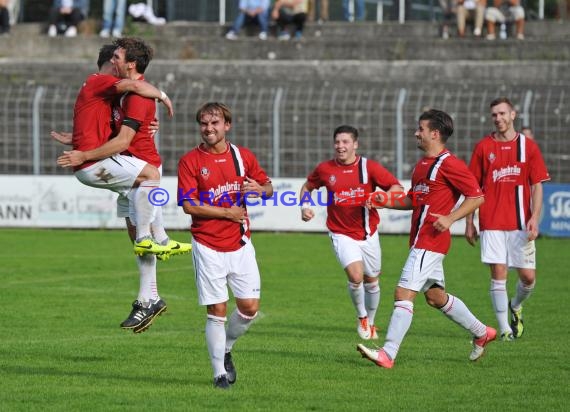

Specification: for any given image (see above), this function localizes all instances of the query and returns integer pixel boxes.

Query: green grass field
[1,229,568,411]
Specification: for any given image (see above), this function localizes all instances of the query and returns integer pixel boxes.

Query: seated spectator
[457,0,485,37]
[100,0,126,38]
[438,0,456,39]
[127,2,166,26]
[485,0,525,40]
[47,0,88,37]
[308,0,329,23]
[272,0,309,40]
[225,0,270,40]
[342,0,364,21]
[0,0,9,35]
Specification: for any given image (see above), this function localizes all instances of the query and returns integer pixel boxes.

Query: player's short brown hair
[195,102,232,124]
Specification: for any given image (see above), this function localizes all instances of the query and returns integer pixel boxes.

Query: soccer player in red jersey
[55,40,190,334]
[299,125,403,340]
[178,102,273,389]
[357,109,496,368]
[465,97,550,341]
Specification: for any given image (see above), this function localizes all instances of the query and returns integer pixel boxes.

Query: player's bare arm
[182,201,247,223]
[57,125,137,168]
[527,182,543,240]
[53,118,159,153]
[299,181,315,222]
[465,213,479,246]
[431,196,484,233]
[368,184,406,209]
[115,80,174,118]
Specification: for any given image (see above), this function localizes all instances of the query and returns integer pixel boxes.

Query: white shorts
[117,165,163,220]
[480,230,536,269]
[397,248,446,293]
[485,6,525,22]
[75,155,147,197]
[192,238,261,306]
[329,231,381,277]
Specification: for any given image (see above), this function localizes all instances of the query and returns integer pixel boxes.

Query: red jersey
[409,150,483,254]
[177,142,271,252]
[306,156,401,241]
[469,133,550,231]
[120,76,161,168]
[72,73,120,169]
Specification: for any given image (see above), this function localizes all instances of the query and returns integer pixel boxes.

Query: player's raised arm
[115,80,174,118]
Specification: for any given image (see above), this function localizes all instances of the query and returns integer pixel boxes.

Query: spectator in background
[47,0,88,37]
[0,0,9,35]
[439,0,456,39]
[225,0,270,40]
[308,0,329,23]
[343,0,364,21]
[485,0,525,40]
[521,126,534,140]
[100,0,126,38]
[457,0,485,37]
[272,0,309,40]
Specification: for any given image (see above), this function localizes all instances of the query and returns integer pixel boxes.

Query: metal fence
[1,83,568,181]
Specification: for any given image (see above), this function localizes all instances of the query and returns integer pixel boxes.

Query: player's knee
[424,288,447,308]
[236,300,259,317]
[138,164,160,182]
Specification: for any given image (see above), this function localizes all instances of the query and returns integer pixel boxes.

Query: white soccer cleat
[469,326,497,361]
[356,344,395,369]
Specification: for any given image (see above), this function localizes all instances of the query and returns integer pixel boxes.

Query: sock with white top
[364,280,380,326]
[490,279,511,334]
[510,279,535,310]
[132,180,159,241]
[383,300,414,360]
[348,281,367,318]
[136,254,158,302]
[225,309,257,352]
[206,314,227,378]
[440,294,487,338]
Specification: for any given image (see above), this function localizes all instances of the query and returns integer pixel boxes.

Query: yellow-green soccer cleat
[164,239,192,257]
[509,300,524,338]
[133,238,170,258]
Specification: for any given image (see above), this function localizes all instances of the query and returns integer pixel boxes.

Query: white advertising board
[0,176,474,235]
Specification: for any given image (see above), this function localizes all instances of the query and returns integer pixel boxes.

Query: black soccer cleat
[213,374,230,390]
[120,300,152,329]
[132,298,168,334]
[224,352,237,384]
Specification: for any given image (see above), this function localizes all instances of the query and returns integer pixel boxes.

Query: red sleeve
[369,161,401,191]
[177,155,199,206]
[445,156,484,198]
[90,74,121,98]
[528,141,551,185]
[242,148,271,185]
